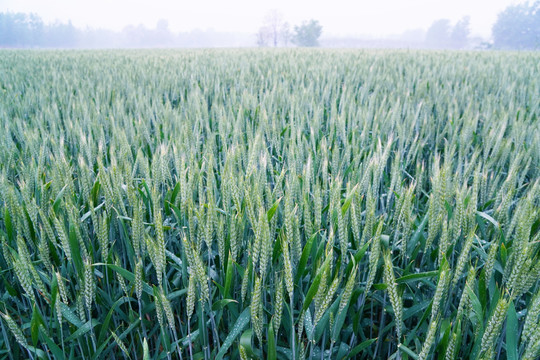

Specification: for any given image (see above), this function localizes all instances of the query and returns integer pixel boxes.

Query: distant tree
[257,10,289,47]
[281,22,291,47]
[292,19,322,47]
[450,16,470,48]
[492,1,540,49]
[45,20,79,47]
[425,19,451,48]
[266,10,285,47]
[0,12,44,47]
[256,26,271,47]
[156,19,169,34]
[121,24,152,47]
[155,19,173,46]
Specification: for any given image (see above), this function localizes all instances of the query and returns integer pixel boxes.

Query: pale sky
[0,0,526,38]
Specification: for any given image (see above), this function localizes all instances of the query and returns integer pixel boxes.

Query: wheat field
[0,49,539,359]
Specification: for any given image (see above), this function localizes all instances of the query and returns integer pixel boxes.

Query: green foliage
[425,17,471,49]
[292,19,322,47]
[492,0,540,49]
[0,49,539,360]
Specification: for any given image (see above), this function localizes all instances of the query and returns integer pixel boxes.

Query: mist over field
[1,0,538,49]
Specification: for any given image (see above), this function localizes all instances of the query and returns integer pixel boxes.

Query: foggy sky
[1,0,526,38]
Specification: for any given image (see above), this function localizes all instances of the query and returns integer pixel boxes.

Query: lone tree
[292,19,322,47]
[257,10,290,47]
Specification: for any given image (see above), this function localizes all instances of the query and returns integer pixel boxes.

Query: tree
[0,12,44,47]
[280,22,291,47]
[450,16,470,49]
[257,10,289,47]
[492,1,540,49]
[45,20,79,47]
[256,26,270,47]
[292,19,322,47]
[154,19,173,47]
[425,19,451,48]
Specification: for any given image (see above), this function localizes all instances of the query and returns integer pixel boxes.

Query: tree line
[0,14,251,48]
[0,1,538,49]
